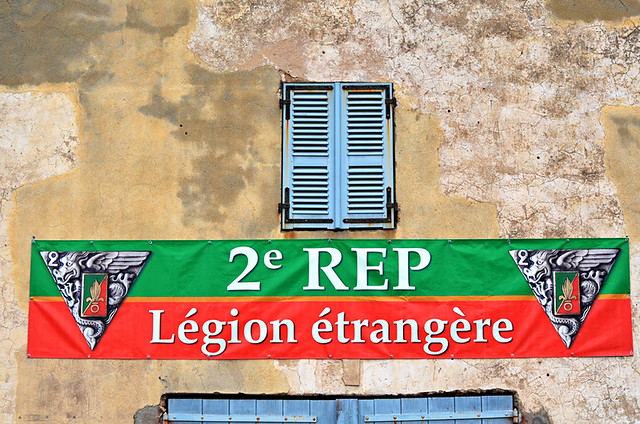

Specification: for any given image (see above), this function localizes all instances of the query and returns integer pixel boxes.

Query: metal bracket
[280,187,333,225]
[513,408,521,423]
[342,84,396,119]
[277,201,289,213]
[343,186,398,224]
[279,98,291,120]
[385,97,397,119]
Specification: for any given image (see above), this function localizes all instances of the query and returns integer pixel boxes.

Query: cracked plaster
[189,0,637,238]
[0,90,79,423]
[190,0,640,422]
[2,0,640,423]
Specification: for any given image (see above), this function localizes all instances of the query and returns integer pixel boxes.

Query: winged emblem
[510,248,620,348]
[40,251,151,350]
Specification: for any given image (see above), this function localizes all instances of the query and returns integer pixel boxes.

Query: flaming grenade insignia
[510,249,619,348]
[41,251,151,350]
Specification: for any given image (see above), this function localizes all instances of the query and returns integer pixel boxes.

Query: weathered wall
[1,0,640,423]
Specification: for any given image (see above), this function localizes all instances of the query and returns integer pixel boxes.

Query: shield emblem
[81,273,108,318]
[553,271,580,316]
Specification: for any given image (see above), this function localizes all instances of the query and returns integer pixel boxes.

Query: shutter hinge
[386,186,399,221]
[278,201,290,213]
[279,98,291,120]
[343,186,398,225]
[280,187,333,226]
[385,97,397,119]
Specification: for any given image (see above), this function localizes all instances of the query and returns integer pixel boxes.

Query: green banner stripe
[30,238,630,298]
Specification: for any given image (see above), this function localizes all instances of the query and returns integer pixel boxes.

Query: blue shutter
[231,399,257,424]
[203,399,229,418]
[427,397,454,424]
[167,398,202,424]
[282,84,336,229]
[281,82,396,230]
[311,400,337,424]
[339,84,395,229]
[453,397,480,424]
[398,398,429,424]
[167,396,517,423]
[480,396,514,424]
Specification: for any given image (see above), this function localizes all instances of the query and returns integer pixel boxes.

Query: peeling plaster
[0,0,120,86]
[0,90,79,422]
[138,65,281,228]
[189,0,635,239]
[186,1,640,422]
[2,0,640,423]
[603,106,640,241]
[4,1,292,422]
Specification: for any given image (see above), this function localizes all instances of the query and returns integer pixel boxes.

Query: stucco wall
[1,0,640,423]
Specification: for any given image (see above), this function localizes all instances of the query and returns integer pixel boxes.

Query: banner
[28,238,632,359]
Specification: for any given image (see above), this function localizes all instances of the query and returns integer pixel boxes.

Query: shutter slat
[348,132,383,136]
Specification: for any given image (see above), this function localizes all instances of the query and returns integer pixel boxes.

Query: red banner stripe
[27,298,633,359]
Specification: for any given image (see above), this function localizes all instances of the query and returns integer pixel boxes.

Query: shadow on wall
[522,407,552,424]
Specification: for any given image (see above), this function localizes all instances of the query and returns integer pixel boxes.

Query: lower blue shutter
[167,396,517,423]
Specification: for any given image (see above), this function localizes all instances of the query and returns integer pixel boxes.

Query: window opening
[280,82,398,230]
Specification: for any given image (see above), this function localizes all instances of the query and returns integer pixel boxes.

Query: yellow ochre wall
[1,0,640,422]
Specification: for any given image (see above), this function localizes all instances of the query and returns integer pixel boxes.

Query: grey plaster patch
[125,1,191,38]
[134,405,164,424]
[138,66,281,227]
[547,0,640,22]
[0,0,120,86]
[610,115,640,146]
[525,407,552,424]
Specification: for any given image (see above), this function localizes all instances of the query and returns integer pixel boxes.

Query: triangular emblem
[40,251,151,350]
[510,248,619,348]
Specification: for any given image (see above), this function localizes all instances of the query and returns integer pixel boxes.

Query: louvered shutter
[339,84,395,229]
[281,82,396,230]
[281,85,336,229]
